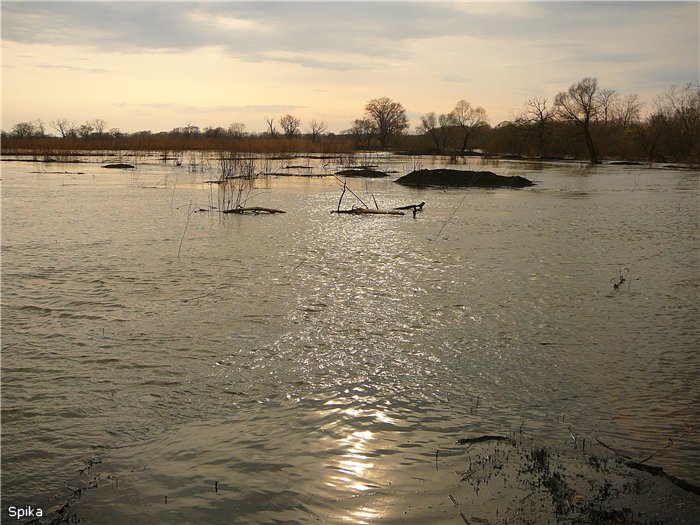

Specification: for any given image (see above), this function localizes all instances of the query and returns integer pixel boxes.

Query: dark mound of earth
[395,168,533,188]
[336,168,388,178]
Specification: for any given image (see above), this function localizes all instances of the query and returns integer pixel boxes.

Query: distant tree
[418,112,452,152]
[517,96,553,157]
[90,118,108,138]
[264,117,277,137]
[450,100,488,153]
[308,119,328,142]
[279,114,301,138]
[554,77,601,164]
[652,82,700,161]
[227,122,246,138]
[596,89,619,125]
[50,118,74,138]
[11,122,35,138]
[78,122,95,138]
[204,126,226,138]
[364,97,409,149]
[348,118,376,149]
[613,93,643,128]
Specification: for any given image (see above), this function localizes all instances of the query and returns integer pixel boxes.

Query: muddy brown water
[1,153,698,523]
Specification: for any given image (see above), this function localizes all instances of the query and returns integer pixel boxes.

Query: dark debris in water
[452,435,699,524]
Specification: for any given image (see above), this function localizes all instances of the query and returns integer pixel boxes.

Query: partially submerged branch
[222,206,286,215]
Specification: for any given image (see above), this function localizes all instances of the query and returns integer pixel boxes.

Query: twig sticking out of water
[177,200,195,258]
[332,174,369,210]
[431,194,467,241]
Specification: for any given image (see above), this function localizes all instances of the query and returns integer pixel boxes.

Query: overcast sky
[2,1,698,134]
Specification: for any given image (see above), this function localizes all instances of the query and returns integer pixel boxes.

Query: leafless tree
[308,119,328,142]
[450,99,488,153]
[364,97,409,149]
[554,77,601,164]
[227,122,246,138]
[348,118,376,149]
[50,118,74,138]
[90,118,108,138]
[418,111,452,152]
[12,120,46,138]
[597,89,619,125]
[517,97,553,157]
[652,82,700,160]
[613,93,643,128]
[279,114,301,138]
[264,117,277,137]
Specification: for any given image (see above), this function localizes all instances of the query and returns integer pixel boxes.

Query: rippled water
[1,154,698,522]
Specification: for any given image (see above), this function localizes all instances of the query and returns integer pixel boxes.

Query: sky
[2,1,698,135]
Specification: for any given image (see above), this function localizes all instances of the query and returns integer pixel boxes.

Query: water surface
[2,155,698,522]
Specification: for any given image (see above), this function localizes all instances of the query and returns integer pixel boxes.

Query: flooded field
[1,153,698,523]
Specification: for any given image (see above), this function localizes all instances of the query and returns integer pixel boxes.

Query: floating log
[332,208,404,216]
[222,207,286,214]
[395,169,533,188]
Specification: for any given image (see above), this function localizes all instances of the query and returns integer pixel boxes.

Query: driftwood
[222,207,286,214]
[456,435,509,445]
[626,461,700,496]
[332,208,404,216]
[394,201,425,211]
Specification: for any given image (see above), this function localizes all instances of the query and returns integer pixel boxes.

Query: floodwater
[1,153,699,523]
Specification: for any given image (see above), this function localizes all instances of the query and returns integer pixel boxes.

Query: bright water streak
[1,156,699,522]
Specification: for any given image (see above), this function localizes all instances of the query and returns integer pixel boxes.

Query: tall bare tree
[279,114,301,138]
[613,93,643,128]
[518,97,553,157]
[450,100,488,153]
[554,77,601,164]
[597,89,619,125]
[348,118,376,149]
[308,119,328,143]
[50,118,74,138]
[364,97,409,149]
[418,112,452,152]
[264,117,277,137]
[90,118,108,138]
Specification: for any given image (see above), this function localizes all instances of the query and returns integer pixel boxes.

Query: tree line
[3,78,698,164]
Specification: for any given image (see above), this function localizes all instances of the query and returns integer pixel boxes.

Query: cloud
[115,102,307,113]
[35,63,108,73]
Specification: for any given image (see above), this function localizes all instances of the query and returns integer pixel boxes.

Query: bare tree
[78,122,95,138]
[264,117,277,137]
[227,122,246,138]
[279,114,301,138]
[652,82,700,160]
[518,97,553,157]
[418,112,452,152]
[596,89,619,126]
[364,97,409,149]
[308,119,328,142]
[348,118,376,149]
[554,77,601,164]
[450,100,488,153]
[50,118,74,138]
[613,93,643,128]
[12,120,45,138]
[90,118,108,138]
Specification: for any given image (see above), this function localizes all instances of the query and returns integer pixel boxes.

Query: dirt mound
[395,168,533,188]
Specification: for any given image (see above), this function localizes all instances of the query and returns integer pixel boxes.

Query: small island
[395,168,534,188]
